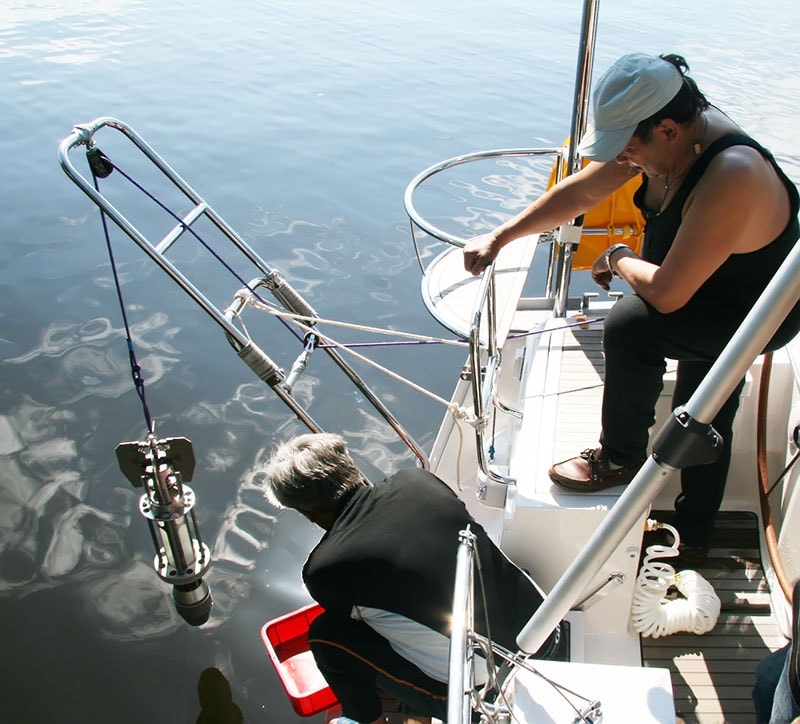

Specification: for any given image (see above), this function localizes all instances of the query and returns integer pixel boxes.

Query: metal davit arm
[59,118,429,468]
[515,238,800,656]
[59,119,255,348]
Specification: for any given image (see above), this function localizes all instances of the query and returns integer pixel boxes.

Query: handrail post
[468,264,515,486]
[448,526,477,724]
[551,0,600,317]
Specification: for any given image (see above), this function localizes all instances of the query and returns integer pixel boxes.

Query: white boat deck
[421,248,788,723]
[522,318,784,724]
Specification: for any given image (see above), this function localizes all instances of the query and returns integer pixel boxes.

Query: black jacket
[303,468,558,657]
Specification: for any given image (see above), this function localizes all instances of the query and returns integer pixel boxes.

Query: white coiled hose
[630,521,721,638]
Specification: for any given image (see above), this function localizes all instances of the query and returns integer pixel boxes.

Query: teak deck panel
[550,320,782,723]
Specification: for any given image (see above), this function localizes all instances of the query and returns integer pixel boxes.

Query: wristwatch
[604,243,629,277]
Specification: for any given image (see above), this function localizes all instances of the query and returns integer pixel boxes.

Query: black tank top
[633,133,800,314]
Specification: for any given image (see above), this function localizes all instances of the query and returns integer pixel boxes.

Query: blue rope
[94,151,305,343]
[90,151,605,362]
[91,161,155,435]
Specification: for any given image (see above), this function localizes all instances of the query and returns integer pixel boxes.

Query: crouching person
[262,433,560,724]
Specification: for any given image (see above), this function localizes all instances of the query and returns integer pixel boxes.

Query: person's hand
[463,233,499,276]
[590,252,612,291]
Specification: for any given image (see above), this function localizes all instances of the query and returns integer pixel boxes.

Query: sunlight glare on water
[0,1,799,721]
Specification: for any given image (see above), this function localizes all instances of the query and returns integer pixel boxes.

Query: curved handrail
[404,148,563,487]
[404,146,561,250]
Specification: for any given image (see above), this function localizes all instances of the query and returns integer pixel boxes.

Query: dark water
[1,1,799,722]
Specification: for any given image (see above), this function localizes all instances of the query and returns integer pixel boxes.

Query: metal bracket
[651,405,722,469]
[575,572,625,611]
[115,436,196,488]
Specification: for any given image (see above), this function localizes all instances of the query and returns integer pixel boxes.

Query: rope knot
[448,403,478,426]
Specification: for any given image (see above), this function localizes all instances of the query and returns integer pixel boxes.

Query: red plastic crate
[261,603,339,717]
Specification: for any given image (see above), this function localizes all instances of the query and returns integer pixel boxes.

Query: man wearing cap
[463,53,800,562]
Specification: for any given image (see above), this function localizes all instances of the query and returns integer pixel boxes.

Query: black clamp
[651,405,723,469]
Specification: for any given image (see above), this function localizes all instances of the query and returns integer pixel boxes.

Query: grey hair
[262,433,363,514]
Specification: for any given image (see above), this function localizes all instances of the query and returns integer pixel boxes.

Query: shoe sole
[548,469,641,493]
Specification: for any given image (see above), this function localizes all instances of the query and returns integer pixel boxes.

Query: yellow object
[548,141,645,270]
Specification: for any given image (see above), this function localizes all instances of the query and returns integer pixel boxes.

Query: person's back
[303,467,555,654]
[262,433,558,723]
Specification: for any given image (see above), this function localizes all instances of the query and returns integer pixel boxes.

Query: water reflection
[3,0,800,721]
[196,667,244,724]
[0,312,185,641]
[0,429,187,637]
[1,0,139,65]
[6,314,179,402]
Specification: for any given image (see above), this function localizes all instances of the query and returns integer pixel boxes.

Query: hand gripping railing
[58,117,429,468]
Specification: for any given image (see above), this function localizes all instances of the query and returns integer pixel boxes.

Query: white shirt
[353,605,488,684]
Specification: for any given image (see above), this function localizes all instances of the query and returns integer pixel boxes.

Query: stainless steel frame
[448,527,478,724]
[59,118,430,468]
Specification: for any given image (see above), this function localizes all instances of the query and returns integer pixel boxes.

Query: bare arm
[463,160,636,275]
[598,147,790,312]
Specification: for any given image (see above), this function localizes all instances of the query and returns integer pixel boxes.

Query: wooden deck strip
[639,511,781,721]
[551,324,605,462]
[548,319,785,723]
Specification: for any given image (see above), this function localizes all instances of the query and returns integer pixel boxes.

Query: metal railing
[402,0,602,487]
[448,527,478,724]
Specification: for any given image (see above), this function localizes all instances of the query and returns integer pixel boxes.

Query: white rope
[233,290,478,425]
[240,290,469,348]
[630,521,721,638]
[447,402,472,490]
[233,290,485,487]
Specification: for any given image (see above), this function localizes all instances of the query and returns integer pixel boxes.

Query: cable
[630,521,720,638]
[91,155,155,435]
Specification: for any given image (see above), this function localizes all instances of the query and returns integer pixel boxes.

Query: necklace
[658,112,709,213]
[659,171,689,213]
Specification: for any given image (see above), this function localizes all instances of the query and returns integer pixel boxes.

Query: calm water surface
[1,1,799,721]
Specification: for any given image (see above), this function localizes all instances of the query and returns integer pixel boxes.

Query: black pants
[600,294,799,547]
[308,611,448,723]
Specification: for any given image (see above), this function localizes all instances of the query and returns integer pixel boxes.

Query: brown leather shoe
[549,447,643,492]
